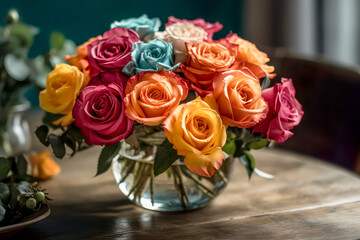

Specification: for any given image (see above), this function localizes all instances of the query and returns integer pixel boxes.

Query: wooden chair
[268,50,360,172]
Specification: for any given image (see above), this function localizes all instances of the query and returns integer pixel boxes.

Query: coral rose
[253,78,304,142]
[39,63,85,126]
[180,41,236,95]
[220,33,275,79]
[212,70,268,128]
[124,71,188,126]
[72,83,133,146]
[163,97,227,177]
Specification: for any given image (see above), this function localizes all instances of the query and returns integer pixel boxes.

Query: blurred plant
[0,153,52,225]
[0,9,76,108]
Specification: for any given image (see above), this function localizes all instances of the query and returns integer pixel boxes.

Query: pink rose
[253,78,304,143]
[87,27,140,77]
[72,83,133,146]
[89,70,128,87]
[165,16,223,40]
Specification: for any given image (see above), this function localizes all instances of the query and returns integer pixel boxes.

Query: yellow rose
[163,97,226,177]
[29,150,61,180]
[39,63,85,126]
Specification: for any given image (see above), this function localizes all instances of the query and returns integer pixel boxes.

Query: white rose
[155,23,207,64]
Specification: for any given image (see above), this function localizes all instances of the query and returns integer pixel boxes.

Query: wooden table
[9,147,360,239]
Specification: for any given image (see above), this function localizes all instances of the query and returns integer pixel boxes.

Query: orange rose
[124,71,188,126]
[220,33,275,79]
[211,70,268,128]
[180,41,236,95]
[163,97,226,177]
[29,150,61,180]
[65,35,102,68]
[65,35,102,86]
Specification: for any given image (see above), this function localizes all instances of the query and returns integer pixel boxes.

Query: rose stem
[127,162,146,198]
[135,164,153,202]
[217,169,228,184]
[150,168,155,206]
[120,158,129,174]
[181,168,216,198]
[119,159,136,183]
[171,166,187,209]
[172,165,189,208]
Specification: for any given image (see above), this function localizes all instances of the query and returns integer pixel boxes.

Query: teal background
[1,0,244,57]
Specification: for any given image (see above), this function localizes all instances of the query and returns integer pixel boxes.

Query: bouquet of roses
[35,15,303,208]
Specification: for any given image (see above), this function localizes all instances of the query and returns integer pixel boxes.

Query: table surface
[9,146,360,240]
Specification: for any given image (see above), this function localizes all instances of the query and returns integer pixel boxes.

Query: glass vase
[112,143,235,212]
[0,101,32,157]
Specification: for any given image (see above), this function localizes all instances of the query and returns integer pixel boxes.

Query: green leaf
[222,140,236,155]
[35,125,49,146]
[246,138,269,150]
[16,154,27,176]
[6,22,34,48]
[96,142,121,176]
[0,183,10,205]
[261,72,271,90]
[0,157,12,181]
[9,184,19,210]
[16,181,32,195]
[0,205,5,222]
[50,32,65,51]
[154,139,180,177]
[4,53,30,81]
[68,125,84,142]
[239,152,255,179]
[233,139,244,158]
[42,112,64,129]
[20,175,37,183]
[63,134,76,156]
[49,134,66,158]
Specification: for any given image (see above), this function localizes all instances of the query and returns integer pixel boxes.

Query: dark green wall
[1,0,244,57]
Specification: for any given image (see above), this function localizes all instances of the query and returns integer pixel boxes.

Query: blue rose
[110,14,161,40]
[122,39,180,76]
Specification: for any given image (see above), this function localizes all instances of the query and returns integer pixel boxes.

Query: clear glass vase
[0,101,32,157]
[112,143,235,211]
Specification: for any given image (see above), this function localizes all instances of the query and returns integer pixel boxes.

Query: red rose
[72,83,133,146]
[87,27,140,77]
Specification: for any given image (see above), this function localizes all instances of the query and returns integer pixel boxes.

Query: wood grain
[8,145,360,240]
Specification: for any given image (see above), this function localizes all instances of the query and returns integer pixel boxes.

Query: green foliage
[35,121,89,159]
[239,152,255,179]
[16,155,27,176]
[261,72,271,90]
[16,181,32,195]
[96,142,122,176]
[154,139,180,177]
[222,131,237,155]
[0,157,12,181]
[0,183,10,205]
[49,134,66,159]
[0,205,5,222]
[42,112,64,129]
[245,138,269,150]
[5,22,34,48]
[35,125,49,146]
[50,32,65,51]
